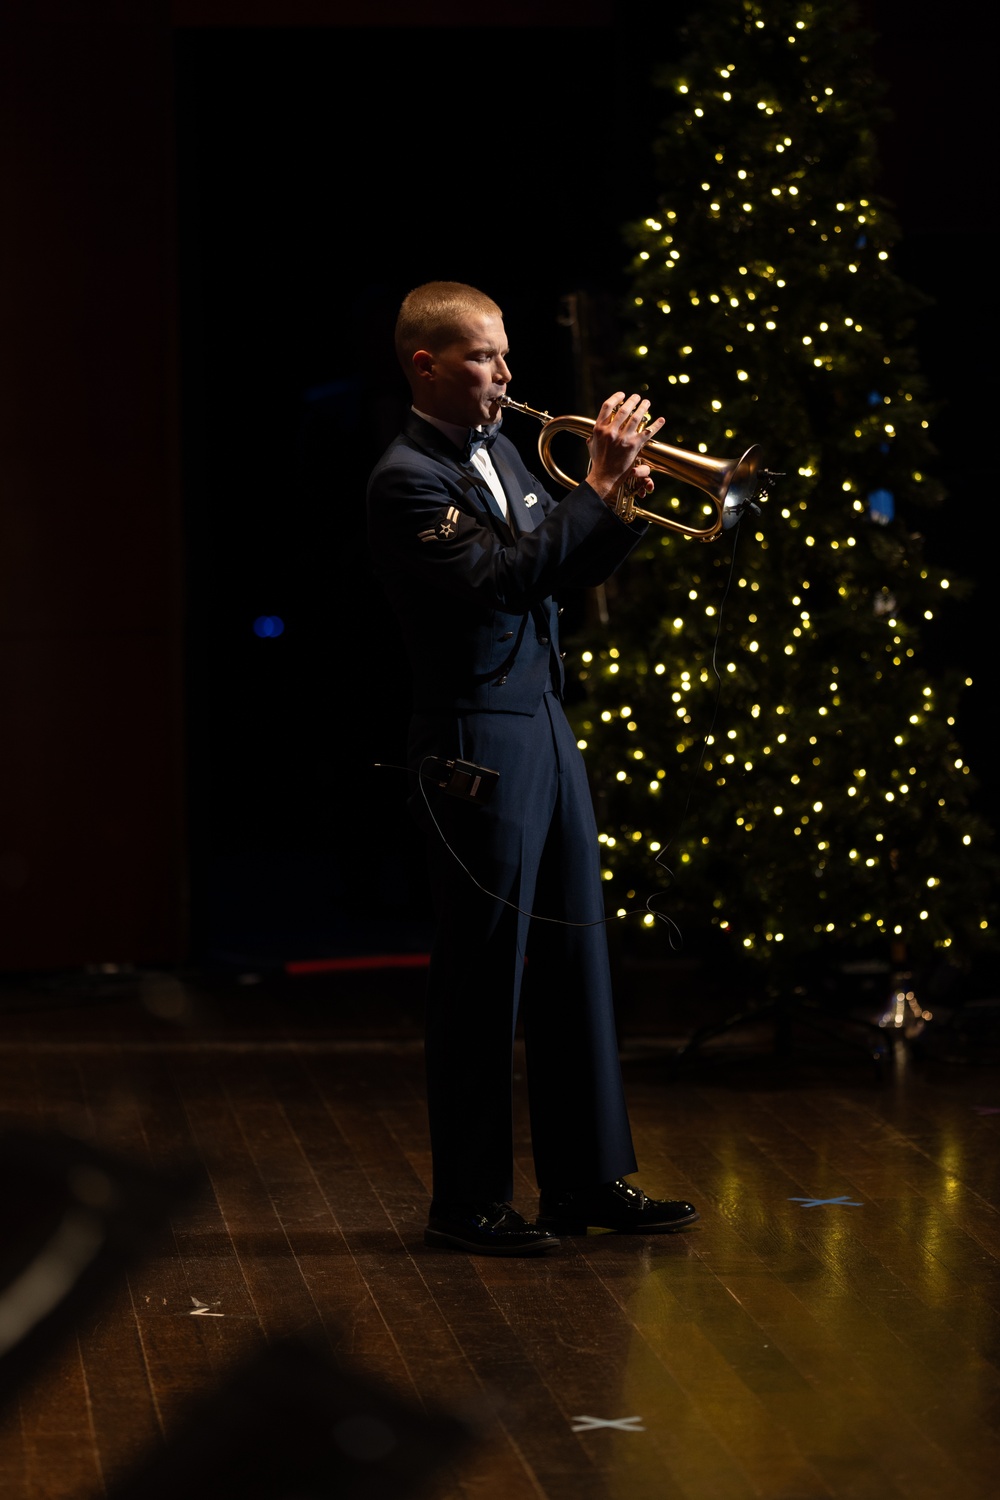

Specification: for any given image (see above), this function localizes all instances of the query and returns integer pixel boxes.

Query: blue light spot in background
[303,376,358,403]
[253,616,285,638]
[868,489,895,525]
[867,391,882,406]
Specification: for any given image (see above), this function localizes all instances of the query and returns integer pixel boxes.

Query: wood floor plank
[746,1245,1000,1493]
[293,1045,614,1493]
[628,1313,838,1498]
[0,1049,44,1128]
[165,1052,334,1343]
[0,1416,28,1500]
[418,1255,626,1500]
[287,1048,551,1495]
[75,1279,161,1498]
[714,1267,994,1500]
[15,1338,94,1448]
[21,1430,102,1500]
[475,1248,754,1500]
[5,1339,102,1500]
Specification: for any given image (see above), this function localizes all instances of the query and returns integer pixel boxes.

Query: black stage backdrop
[174,16,991,967]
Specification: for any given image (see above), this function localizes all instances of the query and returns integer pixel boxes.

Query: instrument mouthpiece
[496,396,554,423]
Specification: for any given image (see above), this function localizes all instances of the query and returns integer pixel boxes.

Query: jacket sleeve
[367,444,647,612]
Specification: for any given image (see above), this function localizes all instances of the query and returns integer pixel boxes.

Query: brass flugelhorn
[498,396,775,542]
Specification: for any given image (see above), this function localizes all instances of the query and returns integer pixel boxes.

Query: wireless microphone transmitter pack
[424,757,500,805]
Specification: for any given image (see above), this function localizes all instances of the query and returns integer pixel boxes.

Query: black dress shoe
[537,1179,699,1234]
[424,1201,561,1256]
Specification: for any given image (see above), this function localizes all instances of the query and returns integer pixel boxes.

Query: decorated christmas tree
[568,0,996,991]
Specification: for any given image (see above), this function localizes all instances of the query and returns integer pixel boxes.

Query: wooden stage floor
[1,964,999,1499]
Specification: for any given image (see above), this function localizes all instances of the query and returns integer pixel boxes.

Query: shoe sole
[537,1211,700,1235]
[424,1228,561,1256]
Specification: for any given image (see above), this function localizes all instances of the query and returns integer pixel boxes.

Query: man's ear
[412,349,435,381]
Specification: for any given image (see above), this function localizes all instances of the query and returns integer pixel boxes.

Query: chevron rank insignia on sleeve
[418,504,462,543]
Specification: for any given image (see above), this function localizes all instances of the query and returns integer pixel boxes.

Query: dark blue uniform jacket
[366,411,647,714]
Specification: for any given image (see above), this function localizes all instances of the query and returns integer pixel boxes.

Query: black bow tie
[462,422,501,463]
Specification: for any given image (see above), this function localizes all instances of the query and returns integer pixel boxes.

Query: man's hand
[585,392,666,506]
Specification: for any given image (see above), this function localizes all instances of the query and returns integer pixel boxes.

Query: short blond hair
[394,281,503,371]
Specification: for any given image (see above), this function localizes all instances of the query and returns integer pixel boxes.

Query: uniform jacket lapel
[477,476,515,537]
[402,411,517,541]
[491,448,538,535]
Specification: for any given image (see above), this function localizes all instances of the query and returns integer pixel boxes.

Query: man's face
[415,313,511,429]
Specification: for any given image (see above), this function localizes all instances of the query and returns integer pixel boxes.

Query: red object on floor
[284,953,431,976]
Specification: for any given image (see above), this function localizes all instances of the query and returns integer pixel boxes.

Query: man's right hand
[585,392,666,506]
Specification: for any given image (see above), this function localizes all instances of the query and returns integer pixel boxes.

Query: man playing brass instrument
[366,281,699,1255]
